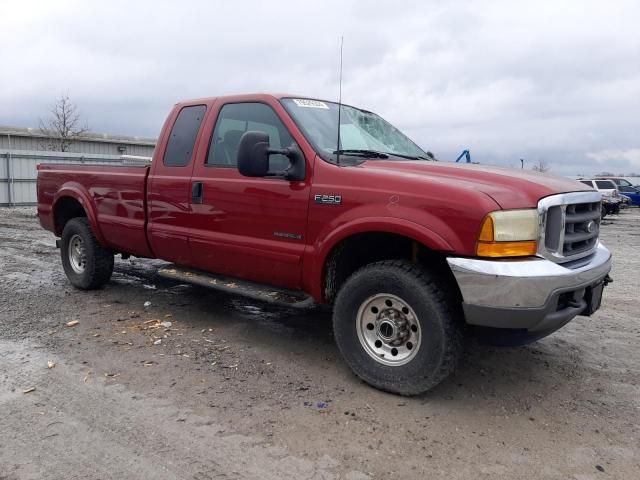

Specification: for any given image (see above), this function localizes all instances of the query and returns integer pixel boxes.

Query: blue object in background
[455,150,471,163]
[618,186,640,206]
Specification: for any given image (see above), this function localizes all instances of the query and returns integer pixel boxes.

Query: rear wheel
[333,260,463,395]
[60,217,114,289]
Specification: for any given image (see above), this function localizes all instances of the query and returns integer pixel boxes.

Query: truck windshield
[281,98,429,163]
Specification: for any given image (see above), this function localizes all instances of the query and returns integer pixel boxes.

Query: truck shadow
[203,288,581,406]
[225,294,583,408]
[110,259,585,405]
[424,337,580,405]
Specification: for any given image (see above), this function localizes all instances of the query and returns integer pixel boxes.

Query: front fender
[303,215,458,302]
[53,183,106,245]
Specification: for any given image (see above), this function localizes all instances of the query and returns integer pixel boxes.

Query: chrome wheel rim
[68,234,87,274]
[356,293,421,366]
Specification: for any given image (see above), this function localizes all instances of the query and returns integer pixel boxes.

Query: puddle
[110,257,333,341]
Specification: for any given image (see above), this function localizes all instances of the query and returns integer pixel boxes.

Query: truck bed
[37,163,153,257]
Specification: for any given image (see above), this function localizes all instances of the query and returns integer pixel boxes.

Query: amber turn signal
[476,240,538,257]
[478,215,495,242]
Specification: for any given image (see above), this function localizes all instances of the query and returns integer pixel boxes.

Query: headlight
[476,209,539,257]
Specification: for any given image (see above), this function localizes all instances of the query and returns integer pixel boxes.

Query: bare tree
[38,95,89,152]
[531,159,550,173]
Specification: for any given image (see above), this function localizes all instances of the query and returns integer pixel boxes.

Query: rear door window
[163,105,207,167]
[595,181,616,189]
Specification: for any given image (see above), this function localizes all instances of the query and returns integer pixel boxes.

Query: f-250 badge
[314,194,342,205]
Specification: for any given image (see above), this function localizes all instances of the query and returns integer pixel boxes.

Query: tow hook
[604,274,613,286]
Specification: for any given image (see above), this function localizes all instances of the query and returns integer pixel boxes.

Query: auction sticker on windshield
[292,99,329,109]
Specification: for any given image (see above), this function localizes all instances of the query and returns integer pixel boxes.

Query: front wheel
[60,217,114,290]
[333,260,463,395]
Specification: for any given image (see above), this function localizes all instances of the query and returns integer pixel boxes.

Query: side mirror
[237,131,270,177]
[237,131,306,182]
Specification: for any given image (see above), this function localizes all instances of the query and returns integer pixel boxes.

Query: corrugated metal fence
[0,150,150,206]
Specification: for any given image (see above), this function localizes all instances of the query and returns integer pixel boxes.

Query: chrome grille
[538,191,602,263]
[562,202,600,256]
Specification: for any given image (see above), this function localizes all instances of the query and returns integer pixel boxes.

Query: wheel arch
[52,185,105,245]
[310,218,460,304]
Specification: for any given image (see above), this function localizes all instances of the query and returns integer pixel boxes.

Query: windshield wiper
[333,149,389,159]
[382,152,434,160]
[385,152,424,160]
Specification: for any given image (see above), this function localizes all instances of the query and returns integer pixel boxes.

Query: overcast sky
[1,0,639,175]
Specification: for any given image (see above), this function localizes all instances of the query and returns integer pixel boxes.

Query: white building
[1,126,156,206]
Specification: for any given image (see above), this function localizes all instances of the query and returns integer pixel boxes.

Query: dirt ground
[0,207,638,480]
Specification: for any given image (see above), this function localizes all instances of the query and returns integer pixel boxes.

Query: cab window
[207,102,294,170]
[163,105,206,167]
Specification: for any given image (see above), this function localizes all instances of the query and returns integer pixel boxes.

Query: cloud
[1,0,639,176]
[586,149,640,173]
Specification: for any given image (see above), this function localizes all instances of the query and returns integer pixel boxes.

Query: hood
[359,160,591,209]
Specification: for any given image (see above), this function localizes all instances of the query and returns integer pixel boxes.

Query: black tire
[60,217,114,290]
[332,260,463,396]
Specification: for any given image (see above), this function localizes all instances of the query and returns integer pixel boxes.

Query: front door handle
[192,181,204,204]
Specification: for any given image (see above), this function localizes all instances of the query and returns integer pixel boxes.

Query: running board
[157,265,314,309]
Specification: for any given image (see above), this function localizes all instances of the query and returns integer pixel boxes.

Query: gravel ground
[0,207,638,479]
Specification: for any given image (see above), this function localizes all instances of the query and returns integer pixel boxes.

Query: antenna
[336,36,344,166]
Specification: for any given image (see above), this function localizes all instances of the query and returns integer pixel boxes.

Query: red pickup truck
[37,94,612,395]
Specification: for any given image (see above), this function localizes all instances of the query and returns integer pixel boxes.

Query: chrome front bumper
[446,243,612,332]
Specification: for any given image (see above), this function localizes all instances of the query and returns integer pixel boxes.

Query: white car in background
[579,179,619,197]
[578,179,623,216]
